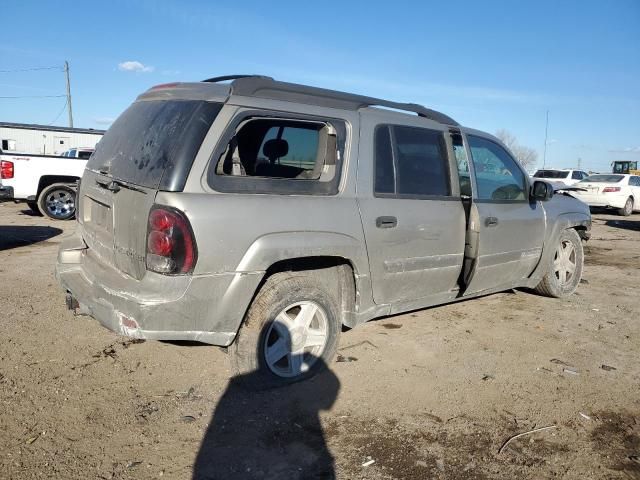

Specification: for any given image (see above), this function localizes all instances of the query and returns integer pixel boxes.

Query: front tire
[38,183,76,220]
[534,228,584,298]
[229,271,341,388]
[618,197,633,216]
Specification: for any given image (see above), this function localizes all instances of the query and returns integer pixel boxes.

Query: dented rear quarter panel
[151,100,374,333]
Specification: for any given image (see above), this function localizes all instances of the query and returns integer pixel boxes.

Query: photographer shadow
[193,356,339,480]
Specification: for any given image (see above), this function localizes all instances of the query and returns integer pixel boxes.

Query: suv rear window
[579,174,624,183]
[87,100,222,190]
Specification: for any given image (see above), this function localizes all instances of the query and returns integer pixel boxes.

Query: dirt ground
[1,201,638,480]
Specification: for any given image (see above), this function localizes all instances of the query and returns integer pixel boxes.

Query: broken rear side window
[215,118,337,181]
[87,100,222,190]
[207,115,345,196]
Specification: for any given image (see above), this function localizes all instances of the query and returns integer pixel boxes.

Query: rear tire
[618,197,633,216]
[229,270,341,389]
[38,183,76,220]
[26,201,41,215]
[534,228,583,298]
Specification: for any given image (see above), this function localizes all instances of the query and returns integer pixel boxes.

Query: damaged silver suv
[56,75,591,385]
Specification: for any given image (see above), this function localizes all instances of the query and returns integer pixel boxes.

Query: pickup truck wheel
[534,228,583,298]
[38,183,76,220]
[26,201,42,215]
[229,271,341,389]
[618,197,633,216]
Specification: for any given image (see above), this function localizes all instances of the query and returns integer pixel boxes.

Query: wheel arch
[233,231,373,326]
[261,256,358,327]
[221,255,360,344]
[37,175,80,197]
[526,212,590,286]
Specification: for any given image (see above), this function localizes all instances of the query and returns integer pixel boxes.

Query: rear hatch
[79,95,222,279]
[577,182,604,194]
[576,175,625,196]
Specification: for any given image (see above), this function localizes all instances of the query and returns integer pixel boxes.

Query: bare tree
[495,129,538,171]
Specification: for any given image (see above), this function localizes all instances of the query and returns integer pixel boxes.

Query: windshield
[77,150,93,159]
[613,161,637,174]
[533,170,570,179]
[579,174,624,183]
[87,100,222,190]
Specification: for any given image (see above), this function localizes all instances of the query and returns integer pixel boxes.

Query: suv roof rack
[202,74,273,83]
[202,75,458,126]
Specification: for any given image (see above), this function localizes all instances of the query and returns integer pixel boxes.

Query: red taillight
[0,160,14,179]
[602,187,621,193]
[149,209,174,231]
[147,231,172,256]
[146,206,197,274]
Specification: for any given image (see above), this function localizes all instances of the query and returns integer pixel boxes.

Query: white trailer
[0,122,104,156]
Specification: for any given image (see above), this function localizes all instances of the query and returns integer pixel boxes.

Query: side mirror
[531,180,554,201]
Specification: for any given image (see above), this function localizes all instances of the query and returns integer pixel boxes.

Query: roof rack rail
[201,75,458,126]
[202,74,273,83]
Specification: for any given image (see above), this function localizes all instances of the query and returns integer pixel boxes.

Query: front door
[463,134,545,294]
[357,116,466,306]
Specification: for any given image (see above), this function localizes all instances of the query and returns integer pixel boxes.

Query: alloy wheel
[263,301,329,378]
[553,238,577,287]
[45,189,75,219]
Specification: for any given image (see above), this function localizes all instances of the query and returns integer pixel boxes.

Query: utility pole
[64,61,74,128]
[542,110,549,169]
[577,157,582,170]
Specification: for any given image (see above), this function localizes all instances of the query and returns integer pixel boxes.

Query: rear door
[462,134,545,294]
[357,115,466,306]
[80,98,222,279]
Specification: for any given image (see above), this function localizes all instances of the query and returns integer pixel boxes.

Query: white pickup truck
[0,148,93,220]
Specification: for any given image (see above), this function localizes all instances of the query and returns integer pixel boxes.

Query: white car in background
[532,168,590,187]
[571,174,640,216]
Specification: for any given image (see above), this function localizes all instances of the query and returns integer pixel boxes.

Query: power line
[48,98,69,125]
[0,66,62,73]
[0,94,66,99]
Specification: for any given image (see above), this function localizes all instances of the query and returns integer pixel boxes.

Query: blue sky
[1,0,638,172]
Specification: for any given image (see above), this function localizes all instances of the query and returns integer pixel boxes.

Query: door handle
[376,216,397,228]
[96,180,121,193]
[484,216,499,227]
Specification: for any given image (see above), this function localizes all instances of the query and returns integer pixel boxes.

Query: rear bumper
[572,193,627,209]
[55,232,262,346]
[0,185,14,201]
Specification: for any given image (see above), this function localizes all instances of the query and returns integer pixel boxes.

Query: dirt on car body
[1,202,639,479]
